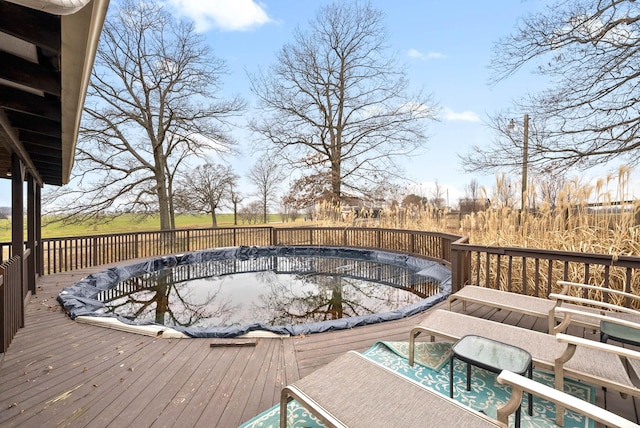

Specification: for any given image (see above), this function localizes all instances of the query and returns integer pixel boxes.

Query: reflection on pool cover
[57,246,452,338]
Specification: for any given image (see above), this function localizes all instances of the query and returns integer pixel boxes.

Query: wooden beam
[25,163,62,184]
[20,130,62,150]
[7,111,61,138]
[0,1,60,53]
[26,153,62,167]
[0,108,43,186]
[0,51,61,96]
[0,85,61,121]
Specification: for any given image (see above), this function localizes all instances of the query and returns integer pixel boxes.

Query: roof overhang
[0,0,109,186]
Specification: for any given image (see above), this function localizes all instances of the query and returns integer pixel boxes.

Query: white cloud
[165,0,272,32]
[442,107,481,123]
[408,48,446,60]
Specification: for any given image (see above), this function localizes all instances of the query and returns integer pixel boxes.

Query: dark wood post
[10,153,24,326]
[26,174,36,294]
[35,184,42,275]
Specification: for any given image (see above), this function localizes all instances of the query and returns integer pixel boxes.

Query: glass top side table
[600,319,640,347]
[450,335,533,428]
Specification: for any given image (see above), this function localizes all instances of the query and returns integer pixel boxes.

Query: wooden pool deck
[1,265,638,427]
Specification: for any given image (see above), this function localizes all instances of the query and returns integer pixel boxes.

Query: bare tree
[458,179,484,212]
[460,112,548,178]
[239,201,262,225]
[45,0,244,229]
[532,171,570,210]
[175,163,238,228]
[228,184,244,226]
[282,171,335,216]
[467,1,640,173]
[430,180,446,209]
[249,1,436,202]
[402,194,427,208]
[491,174,518,210]
[279,196,300,223]
[248,156,284,223]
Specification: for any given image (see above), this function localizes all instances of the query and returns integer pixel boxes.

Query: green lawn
[0,213,284,242]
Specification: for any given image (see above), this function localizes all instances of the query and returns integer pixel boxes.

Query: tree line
[44,0,639,230]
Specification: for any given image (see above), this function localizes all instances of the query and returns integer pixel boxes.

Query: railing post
[92,237,98,268]
[450,245,472,294]
[0,265,4,352]
[451,246,461,293]
[134,233,139,259]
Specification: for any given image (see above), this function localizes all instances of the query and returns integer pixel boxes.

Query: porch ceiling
[0,0,108,186]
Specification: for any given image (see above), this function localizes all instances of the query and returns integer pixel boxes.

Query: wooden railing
[1,256,23,353]
[271,227,457,264]
[1,227,461,275]
[3,224,639,354]
[450,243,640,304]
[2,225,639,310]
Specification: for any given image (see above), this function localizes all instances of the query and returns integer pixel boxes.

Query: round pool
[57,246,452,337]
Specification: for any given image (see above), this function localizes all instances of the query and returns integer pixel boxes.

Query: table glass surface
[452,335,531,374]
[601,320,640,344]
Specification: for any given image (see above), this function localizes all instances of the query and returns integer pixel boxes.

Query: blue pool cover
[57,245,452,338]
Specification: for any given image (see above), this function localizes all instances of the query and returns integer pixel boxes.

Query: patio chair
[280,351,505,427]
[448,282,639,334]
[278,350,639,427]
[447,285,563,322]
[496,370,639,428]
[409,309,640,426]
[549,281,640,339]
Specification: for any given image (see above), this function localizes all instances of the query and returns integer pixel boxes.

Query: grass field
[0,213,285,242]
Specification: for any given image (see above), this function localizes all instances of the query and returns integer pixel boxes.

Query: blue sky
[195,0,551,204]
[1,0,636,207]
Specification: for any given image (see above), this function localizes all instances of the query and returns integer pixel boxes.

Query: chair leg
[449,354,455,398]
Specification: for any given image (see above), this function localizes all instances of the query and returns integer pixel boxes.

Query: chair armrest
[557,281,640,303]
[281,385,347,428]
[554,281,640,314]
[556,333,640,361]
[496,370,639,427]
[555,307,640,331]
[550,292,640,316]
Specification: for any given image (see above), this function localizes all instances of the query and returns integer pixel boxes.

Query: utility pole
[521,113,529,213]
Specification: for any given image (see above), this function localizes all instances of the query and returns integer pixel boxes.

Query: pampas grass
[315,168,639,300]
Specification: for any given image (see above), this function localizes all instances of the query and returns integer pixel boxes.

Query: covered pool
[57,246,452,338]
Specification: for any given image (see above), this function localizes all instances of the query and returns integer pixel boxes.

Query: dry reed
[315,168,640,299]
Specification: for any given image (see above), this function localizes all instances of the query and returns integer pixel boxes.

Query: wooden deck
[1,265,639,427]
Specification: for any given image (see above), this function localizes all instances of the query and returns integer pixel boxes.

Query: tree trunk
[168,180,176,229]
[331,161,341,201]
[156,174,172,231]
[211,208,218,228]
[262,198,267,224]
[233,202,238,225]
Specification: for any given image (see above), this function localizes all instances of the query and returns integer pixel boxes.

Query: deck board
[1,267,639,427]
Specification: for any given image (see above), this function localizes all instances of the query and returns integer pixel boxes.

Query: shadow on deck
[0,266,638,427]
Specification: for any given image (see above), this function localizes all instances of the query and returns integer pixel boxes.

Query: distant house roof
[0,0,109,186]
